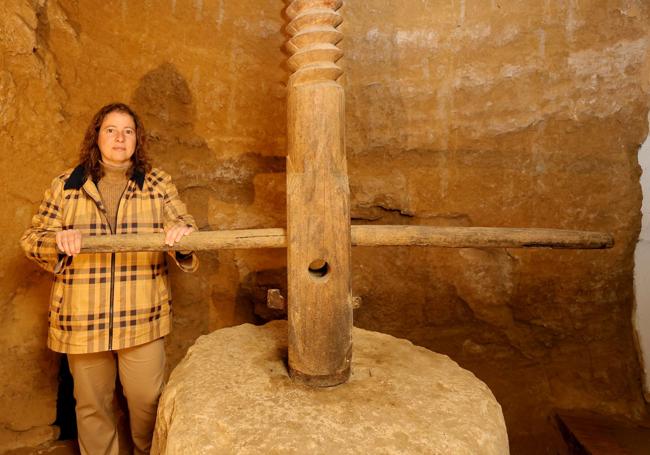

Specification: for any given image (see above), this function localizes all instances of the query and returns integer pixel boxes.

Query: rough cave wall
[1,0,648,454]
[637,114,650,399]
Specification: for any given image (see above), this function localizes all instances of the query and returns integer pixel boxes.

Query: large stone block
[153,321,509,454]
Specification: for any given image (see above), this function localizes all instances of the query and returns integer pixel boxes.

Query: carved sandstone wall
[1,1,648,454]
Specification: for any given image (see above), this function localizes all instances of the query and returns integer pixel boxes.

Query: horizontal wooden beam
[79,226,613,253]
[351,226,614,249]
[81,229,287,252]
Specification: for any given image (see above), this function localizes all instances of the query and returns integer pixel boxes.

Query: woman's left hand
[165,224,195,247]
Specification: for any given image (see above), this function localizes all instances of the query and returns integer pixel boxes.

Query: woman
[21,103,198,455]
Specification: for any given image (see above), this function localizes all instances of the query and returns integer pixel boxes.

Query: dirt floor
[4,441,78,455]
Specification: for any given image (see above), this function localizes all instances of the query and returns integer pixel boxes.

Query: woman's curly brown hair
[79,103,151,182]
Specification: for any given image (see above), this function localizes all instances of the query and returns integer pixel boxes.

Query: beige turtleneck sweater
[97,162,193,258]
[97,161,130,233]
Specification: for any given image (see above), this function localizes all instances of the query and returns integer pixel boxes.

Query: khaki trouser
[68,338,166,455]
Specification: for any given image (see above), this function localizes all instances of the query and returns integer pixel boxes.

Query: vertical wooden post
[285,0,352,386]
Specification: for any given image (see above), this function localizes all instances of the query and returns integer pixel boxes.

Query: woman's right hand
[56,229,82,256]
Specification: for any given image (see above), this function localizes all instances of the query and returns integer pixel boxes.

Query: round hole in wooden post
[308,259,329,278]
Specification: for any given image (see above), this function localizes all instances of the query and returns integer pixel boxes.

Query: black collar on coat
[64,164,145,191]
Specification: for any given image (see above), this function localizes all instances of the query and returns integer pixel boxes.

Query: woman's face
[97,111,137,166]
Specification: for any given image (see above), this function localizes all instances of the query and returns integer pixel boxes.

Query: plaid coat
[21,165,199,354]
